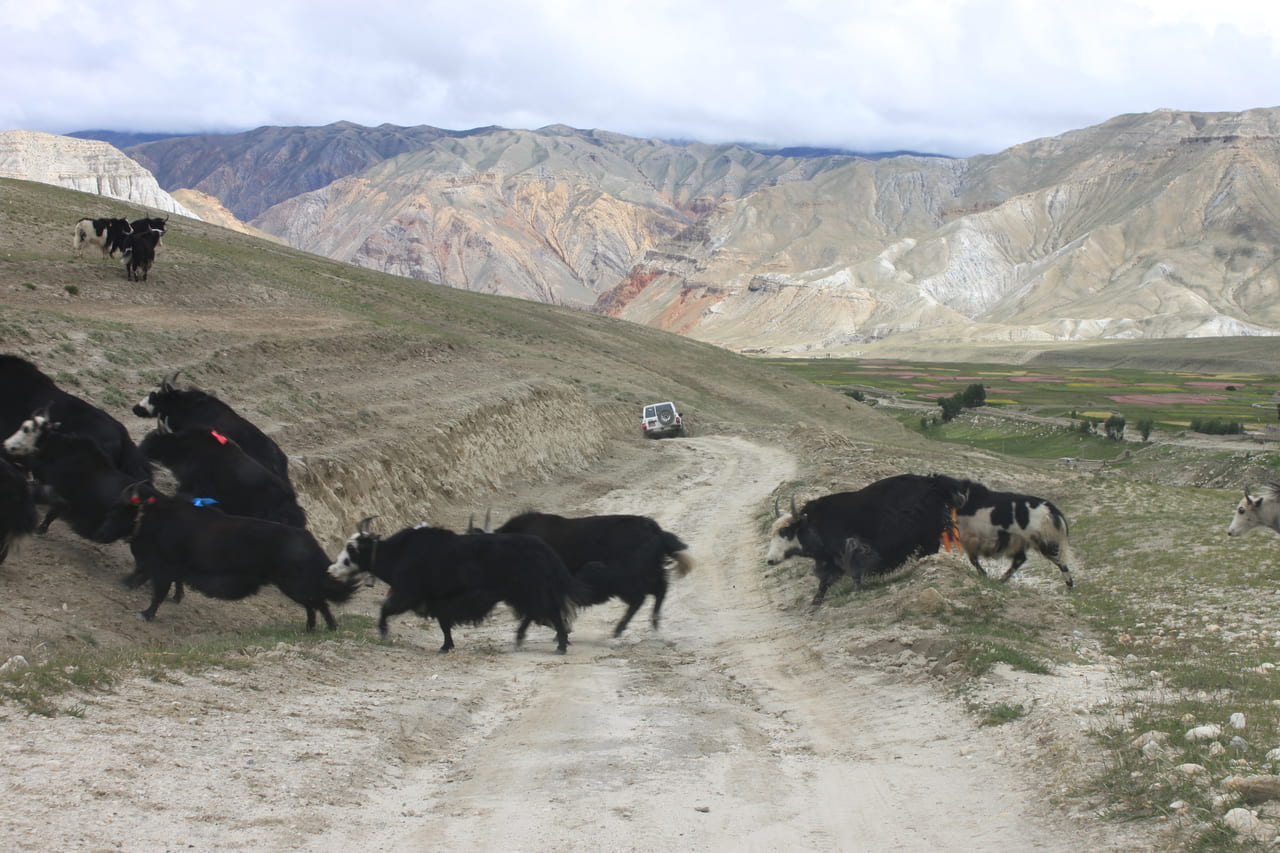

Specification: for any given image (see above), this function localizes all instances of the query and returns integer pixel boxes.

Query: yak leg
[139,579,173,621]
[315,602,338,630]
[648,578,669,631]
[999,551,1028,582]
[377,590,420,638]
[516,617,532,646]
[436,620,456,653]
[35,506,60,534]
[1038,541,1074,589]
[809,563,841,610]
[550,613,570,654]
[612,597,645,637]
[967,553,988,576]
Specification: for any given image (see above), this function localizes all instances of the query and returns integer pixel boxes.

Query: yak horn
[161,369,181,390]
[484,508,492,533]
[356,515,380,535]
[789,495,798,517]
[773,496,781,519]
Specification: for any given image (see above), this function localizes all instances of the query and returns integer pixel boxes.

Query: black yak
[329,517,586,653]
[119,482,355,630]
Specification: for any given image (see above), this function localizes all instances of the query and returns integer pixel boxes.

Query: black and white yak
[954,479,1074,589]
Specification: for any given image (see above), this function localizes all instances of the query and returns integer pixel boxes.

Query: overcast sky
[4,0,1279,157]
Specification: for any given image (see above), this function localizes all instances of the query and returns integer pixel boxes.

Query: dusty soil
[1,432,1153,852]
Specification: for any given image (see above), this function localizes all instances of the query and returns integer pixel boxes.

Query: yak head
[133,370,183,419]
[764,495,805,565]
[3,409,56,456]
[1228,483,1280,537]
[328,515,380,585]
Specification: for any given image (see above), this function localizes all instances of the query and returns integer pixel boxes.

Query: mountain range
[48,109,1280,351]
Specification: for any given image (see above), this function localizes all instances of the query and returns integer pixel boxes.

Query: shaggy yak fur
[120,482,355,630]
[493,511,694,638]
[329,519,588,653]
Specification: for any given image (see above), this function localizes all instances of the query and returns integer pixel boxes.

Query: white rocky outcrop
[0,130,196,218]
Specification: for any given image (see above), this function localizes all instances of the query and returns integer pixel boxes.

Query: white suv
[641,402,685,438]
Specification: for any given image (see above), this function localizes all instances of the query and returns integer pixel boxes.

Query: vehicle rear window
[643,407,655,417]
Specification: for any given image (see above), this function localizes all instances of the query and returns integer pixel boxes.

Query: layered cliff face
[247,128,841,307]
[601,109,1280,350]
[83,110,1280,349]
[0,131,194,218]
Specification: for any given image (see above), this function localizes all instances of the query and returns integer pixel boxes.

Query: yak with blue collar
[119,481,355,630]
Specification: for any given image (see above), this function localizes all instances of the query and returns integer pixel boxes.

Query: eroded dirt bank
[2,435,1144,852]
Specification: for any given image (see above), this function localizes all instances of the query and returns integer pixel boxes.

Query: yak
[954,479,1073,588]
[1,354,151,481]
[329,517,586,653]
[120,481,355,630]
[0,455,37,565]
[139,426,306,528]
[492,510,694,638]
[766,473,968,608]
[133,372,291,485]
[4,412,144,543]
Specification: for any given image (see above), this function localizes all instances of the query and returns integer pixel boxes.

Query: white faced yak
[766,473,968,609]
[1229,483,1280,538]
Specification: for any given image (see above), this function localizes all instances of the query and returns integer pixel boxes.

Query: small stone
[916,587,946,614]
[1175,763,1207,775]
[1185,724,1222,742]
[0,655,29,673]
[1131,731,1168,749]
[1233,776,1280,804]
[1230,713,1247,730]
[1223,807,1264,838]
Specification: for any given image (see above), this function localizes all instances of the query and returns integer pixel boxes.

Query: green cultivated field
[768,357,1280,435]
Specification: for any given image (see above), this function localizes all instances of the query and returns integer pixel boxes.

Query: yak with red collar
[119,481,355,629]
[139,426,306,528]
[766,473,968,609]
[133,372,292,487]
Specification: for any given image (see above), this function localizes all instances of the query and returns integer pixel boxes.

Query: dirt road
[4,435,1117,851]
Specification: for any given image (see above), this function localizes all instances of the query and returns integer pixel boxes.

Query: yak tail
[661,530,694,577]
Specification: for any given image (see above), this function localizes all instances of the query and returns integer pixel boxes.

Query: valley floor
[3,435,1156,852]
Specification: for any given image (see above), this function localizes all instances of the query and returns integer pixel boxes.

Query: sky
[4,0,1280,158]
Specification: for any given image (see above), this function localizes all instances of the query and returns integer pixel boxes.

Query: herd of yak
[72,215,169,281]
[3,349,1277,654]
[0,354,695,651]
